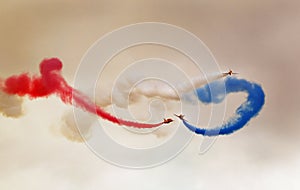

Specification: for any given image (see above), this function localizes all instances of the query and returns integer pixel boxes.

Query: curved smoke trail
[180,77,265,136]
[0,58,168,129]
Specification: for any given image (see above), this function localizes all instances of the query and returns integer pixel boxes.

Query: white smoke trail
[90,72,226,110]
[106,72,226,106]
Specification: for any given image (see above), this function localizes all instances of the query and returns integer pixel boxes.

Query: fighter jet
[174,114,185,121]
[223,69,238,76]
[163,118,174,124]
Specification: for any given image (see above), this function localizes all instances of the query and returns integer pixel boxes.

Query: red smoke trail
[0,58,167,128]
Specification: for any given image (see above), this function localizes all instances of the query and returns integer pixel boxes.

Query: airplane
[163,118,174,124]
[174,114,185,120]
[223,69,238,76]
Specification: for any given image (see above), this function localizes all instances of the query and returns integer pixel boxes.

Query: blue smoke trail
[181,77,265,136]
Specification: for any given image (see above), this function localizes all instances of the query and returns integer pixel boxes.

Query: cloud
[0,91,23,118]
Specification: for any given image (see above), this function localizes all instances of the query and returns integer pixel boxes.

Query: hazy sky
[0,1,299,189]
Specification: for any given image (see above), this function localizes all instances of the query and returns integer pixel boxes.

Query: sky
[0,1,300,189]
